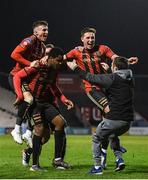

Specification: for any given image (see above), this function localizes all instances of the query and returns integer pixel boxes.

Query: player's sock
[25,147,33,155]
[54,130,66,159]
[18,101,30,120]
[32,135,42,165]
[61,137,66,160]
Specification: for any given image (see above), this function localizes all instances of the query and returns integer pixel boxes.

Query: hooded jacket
[74,68,134,122]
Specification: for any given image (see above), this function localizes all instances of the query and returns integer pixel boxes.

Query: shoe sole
[115,163,125,172]
[55,166,66,170]
[93,172,103,175]
[30,167,47,172]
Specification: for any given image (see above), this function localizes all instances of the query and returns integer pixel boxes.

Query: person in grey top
[67,56,134,175]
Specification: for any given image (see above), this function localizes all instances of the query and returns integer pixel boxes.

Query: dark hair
[47,47,64,58]
[81,27,96,37]
[114,56,129,70]
[32,20,48,30]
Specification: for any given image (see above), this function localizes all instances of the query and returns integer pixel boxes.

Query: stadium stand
[0,86,16,128]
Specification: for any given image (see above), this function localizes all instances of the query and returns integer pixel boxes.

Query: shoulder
[66,47,81,58]
[20,35,36,47]
[98,44,110,51]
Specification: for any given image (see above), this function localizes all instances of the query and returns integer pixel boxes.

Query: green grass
[0,134,148,179]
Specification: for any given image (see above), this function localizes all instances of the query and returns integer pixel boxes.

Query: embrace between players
[9,20,138,174]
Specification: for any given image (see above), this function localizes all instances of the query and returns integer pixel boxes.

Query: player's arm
[63,49,77,62]
[67,61,113,89]
[52,83,74,110]
[111,54,138,64]
[11,36,39,66]
[11,45,31,66]
[102,45,138,65]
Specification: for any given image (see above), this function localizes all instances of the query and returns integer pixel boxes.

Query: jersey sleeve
[66,49,78,59]
[100,45,115,59]
[11,36,35,66]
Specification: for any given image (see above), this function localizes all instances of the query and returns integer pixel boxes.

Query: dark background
[0,0,147,126]
[0,0,148,74]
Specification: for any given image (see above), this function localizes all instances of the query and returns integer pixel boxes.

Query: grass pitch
[0,134,148,179]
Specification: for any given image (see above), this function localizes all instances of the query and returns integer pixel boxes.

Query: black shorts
[30,102,64,129]
[86,87,108,111]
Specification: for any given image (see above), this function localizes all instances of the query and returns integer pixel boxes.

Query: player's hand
[30,60,40,68]
[64,99,74,110]
[104,105,110,113]
[128,57,138,65]
[13,98,22,108]
[67,60,77,70]
[100,62,110,71]
[40,55,49,66]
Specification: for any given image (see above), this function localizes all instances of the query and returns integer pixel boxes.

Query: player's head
[81,27,96,50]
[111,56,129,72]
[45,43,54,55]
[33,20,48,42]
[46,47,64,69]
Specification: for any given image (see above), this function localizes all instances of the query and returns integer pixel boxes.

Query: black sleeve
[74,67,113,89]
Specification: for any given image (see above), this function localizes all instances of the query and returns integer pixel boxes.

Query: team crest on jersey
[23,41,28,46]
[20,38,32,48]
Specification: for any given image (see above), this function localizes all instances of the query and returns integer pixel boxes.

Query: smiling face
[33,25,48,42]
[81,32,95,50]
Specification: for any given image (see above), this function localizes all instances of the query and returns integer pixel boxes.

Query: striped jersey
[66,45,115,92]
[11,35,46,76]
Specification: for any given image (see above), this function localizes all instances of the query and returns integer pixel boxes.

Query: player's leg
[22,94,34,148]
[10,77,33,144]
[8,74,23,143]
[45,104,70,169]
[29,103,45,171]
[86,88,109,113]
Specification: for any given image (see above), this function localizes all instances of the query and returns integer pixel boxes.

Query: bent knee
[52,115,66,130]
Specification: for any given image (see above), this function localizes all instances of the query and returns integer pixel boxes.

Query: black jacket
[74,67,134,122]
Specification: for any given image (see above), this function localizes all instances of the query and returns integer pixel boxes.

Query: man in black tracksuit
[67,56,134,175]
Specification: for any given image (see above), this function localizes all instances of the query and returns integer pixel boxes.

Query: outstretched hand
[64,99,74,110]
[128,57,138,65]
[30,60,40,68]
[100,62,110,71]
[67,60,77,70]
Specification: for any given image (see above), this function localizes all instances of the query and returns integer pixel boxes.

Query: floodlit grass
[0,134,148,179]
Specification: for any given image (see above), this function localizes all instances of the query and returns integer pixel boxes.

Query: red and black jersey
[66,45,115,92]
[11,35,46,76]
[13,66,63,104]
